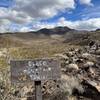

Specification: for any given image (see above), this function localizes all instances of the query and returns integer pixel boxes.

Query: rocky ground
[0,40,100,100]
[56,40,100,100]
[42,40,100,100]
[59,40,100,100]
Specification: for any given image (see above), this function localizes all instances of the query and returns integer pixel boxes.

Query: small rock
[82,53,91,59]
[89,68,95,75]
[67,51,74,57]
[21,98,27,100]
[54,54,69,59]
[67,63,79,70]
[95,49,100,55]
[84,61,94,68]
[72,56,79,63]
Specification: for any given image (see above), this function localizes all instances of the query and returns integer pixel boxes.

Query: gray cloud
[14,0,75,18]
[0,0,75,32]
[0,8,32,24]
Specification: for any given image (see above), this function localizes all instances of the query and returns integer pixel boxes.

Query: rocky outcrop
[57,41,100,100]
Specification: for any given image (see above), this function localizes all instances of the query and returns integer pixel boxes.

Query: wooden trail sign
[10,59,61,83]
[10,59,61,100]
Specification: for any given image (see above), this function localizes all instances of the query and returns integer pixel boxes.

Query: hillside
[0,26,100,48]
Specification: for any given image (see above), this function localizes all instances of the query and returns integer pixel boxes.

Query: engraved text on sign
[10,59,61,83]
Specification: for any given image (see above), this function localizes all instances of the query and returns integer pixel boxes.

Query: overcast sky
[0,0,100,32]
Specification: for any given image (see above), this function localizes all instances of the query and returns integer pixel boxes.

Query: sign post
[10,59,61,100]
[35,81,42,100]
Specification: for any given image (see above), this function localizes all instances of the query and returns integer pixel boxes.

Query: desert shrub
[60,75,84,95]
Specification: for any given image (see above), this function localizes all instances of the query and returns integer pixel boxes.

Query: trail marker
[10,59,61,100]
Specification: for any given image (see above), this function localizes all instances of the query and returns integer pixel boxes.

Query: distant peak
[37,26,73,35]
[96,29,100,32]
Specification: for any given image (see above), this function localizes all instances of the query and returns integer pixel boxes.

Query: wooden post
[35,81,42,100]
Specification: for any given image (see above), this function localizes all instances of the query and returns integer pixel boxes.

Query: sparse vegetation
[0,28,100,100]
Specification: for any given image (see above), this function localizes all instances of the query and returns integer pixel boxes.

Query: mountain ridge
[0,26,100,47]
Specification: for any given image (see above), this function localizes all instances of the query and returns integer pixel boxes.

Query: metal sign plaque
[10,59,61,83]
